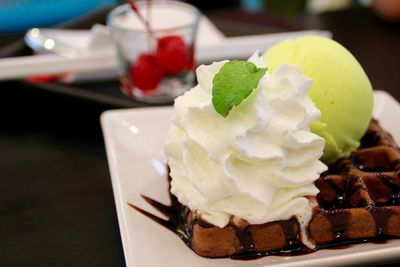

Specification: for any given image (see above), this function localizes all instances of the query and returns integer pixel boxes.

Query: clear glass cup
[108,1,200,103]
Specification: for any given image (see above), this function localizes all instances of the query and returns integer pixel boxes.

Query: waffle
[130,119,400,258]
[311,119,400,245]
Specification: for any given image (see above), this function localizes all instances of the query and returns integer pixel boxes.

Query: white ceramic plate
[101,91,400,267]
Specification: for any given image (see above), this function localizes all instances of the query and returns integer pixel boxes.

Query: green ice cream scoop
[263,36,373,164]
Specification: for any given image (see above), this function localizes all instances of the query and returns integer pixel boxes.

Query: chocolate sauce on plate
[128,190,310,259]
[128,121,400,259]
[128,177,398,259]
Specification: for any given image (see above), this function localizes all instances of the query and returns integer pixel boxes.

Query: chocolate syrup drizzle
[234,228,254,253]
[319,174,397,240]
[128,193,192,247]
[129,181,400,260]
[129,123,400,259]
[130,163,400,259]
[128,193,307,259]
[280,220,299,248]
[230,218,305,260]
[129,167,399,259]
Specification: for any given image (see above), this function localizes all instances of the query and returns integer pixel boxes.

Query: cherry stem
[147,0,152,50]
[128,0,156,49]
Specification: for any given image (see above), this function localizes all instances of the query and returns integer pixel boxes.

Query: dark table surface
[1,6,400,267]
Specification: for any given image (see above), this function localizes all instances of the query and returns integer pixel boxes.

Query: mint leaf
[212,61,266,117]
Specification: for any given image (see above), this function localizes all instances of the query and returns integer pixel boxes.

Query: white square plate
[101,91,400,267]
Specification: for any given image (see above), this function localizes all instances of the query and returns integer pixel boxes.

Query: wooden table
[1,6,399,267]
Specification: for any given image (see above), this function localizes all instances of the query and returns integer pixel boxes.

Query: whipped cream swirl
[164,54,327,245]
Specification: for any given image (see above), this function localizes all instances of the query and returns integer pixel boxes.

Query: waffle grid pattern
[311,119,400,245]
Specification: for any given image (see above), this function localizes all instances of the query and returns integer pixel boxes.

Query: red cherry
[155,35,187,75]
[131,53,163,91]
[25,74,58,83]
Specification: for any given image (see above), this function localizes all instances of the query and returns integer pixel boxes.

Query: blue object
[240,0,264,12]
[0,0,119,33]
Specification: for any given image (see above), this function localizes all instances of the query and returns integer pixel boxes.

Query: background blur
[1,1,400,267]
[2,0,399,33]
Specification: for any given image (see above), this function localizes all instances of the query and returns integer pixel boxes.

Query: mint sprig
[212,61,266,117]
